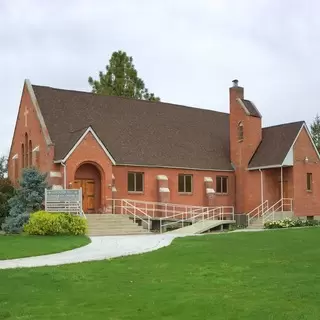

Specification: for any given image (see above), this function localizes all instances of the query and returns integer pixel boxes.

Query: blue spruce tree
[2,167,48,233]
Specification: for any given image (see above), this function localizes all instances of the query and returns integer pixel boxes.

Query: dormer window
[238,121,244,142]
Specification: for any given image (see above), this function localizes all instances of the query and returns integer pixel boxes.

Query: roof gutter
[247,164,282,171]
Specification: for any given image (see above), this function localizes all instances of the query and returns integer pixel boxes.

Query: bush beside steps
[264,218,319,229]
[24,211,87,236]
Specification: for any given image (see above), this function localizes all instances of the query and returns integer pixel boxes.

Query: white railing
[107,198,234,233]
[109,199,214,219]
[262,198,293,223]
[247,200,269,225]
[121,200,152,232]
[159,206,234,233]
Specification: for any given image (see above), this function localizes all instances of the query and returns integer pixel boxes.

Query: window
[307,173,312,191]
[178,174,192,193]
[28,140,33,167]
[24,133,28,167]
[128,172,144,192]
[21,143,25,168]
[216,176,228,194]
[238,121,244,142]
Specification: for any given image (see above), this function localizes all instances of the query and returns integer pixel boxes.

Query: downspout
[280,166,283,199]
[61,162,67,189]
[259,169,264,205]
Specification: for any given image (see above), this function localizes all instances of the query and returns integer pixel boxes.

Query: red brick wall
[293,127,320,216]
[112,166,235,207]
[8,83,55,186]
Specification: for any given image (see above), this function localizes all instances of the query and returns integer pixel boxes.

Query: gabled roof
[248,121,305,169]
[32,84,233,170]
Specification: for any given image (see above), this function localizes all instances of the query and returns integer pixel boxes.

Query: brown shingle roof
[248,121,304,168]
[32,85,233,170]
[31,84,305,171]
[240,99,261,118]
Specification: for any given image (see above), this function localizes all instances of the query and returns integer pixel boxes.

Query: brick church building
[8,79,320,217]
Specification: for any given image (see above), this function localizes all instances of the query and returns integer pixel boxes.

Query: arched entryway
[73,163,102,213]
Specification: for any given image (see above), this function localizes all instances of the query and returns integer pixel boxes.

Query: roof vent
[232,79,239,87]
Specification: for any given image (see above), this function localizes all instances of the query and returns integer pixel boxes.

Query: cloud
[1,0,319,156]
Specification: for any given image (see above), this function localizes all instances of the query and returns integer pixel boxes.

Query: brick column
[204,177,215,206]
[157,175,170,217]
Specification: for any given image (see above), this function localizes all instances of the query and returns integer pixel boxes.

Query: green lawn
[1,229,320,319]
[0,235,90,260]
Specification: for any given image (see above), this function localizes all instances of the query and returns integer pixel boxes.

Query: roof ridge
[263,120,305,130]
[31,83,228,116]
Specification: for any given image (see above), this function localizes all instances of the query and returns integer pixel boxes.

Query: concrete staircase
[86,214,150,236]
[247,217,264,229]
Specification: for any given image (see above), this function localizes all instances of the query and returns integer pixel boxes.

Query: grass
[1,229,320,319]
[0,235,90,260]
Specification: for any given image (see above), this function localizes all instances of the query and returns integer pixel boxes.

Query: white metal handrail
[262,198,293,223]
[159,206,235,233]
[247,200,269,224]
[121,200,152,231]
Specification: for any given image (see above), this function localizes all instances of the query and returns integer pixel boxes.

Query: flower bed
[264,218,319,229]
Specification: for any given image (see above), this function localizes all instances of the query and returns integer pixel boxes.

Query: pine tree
[310,114,320,151]
[2,168,48,233]
[88,50,160,101]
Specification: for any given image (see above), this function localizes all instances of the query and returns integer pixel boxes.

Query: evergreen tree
[311,114,320,151]
[2,168,48,233]
[88,50,160,101]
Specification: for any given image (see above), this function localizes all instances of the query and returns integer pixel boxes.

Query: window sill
[178,192,193,196]
[306,190,313,193]
[128,191,144,195]
[215,193,228,196]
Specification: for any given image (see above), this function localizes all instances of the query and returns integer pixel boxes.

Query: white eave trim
[115,163,234,172]
[32,145,40,152]
[248,164,282,171]
[284,122,320,162]
[12,154,18,160]
[25,79,53,146]
[54,126,116,165]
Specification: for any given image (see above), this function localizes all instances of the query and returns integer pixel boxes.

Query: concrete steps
[86,214,151,236]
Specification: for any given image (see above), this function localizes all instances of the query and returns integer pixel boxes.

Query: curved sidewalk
[0,234,180,270]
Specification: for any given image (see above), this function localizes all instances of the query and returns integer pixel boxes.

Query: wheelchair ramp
[167,219,235,235]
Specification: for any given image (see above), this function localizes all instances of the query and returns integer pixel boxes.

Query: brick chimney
[229,79,262,168]
[229,80,262,214]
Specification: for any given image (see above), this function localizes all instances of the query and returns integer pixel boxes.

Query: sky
[1,0,320,156]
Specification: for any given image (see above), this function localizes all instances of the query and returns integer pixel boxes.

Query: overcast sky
[1,0,319,156]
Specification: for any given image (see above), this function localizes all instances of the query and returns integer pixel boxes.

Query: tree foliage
[0,178,14,229]
[2,168,48,233]
[88,50,160,101]
[0,155,8,179]
[310,114,320,151]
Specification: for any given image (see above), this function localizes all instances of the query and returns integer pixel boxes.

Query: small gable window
[178,174,192,193]
[128,172,144,192]
[307,173,312,191]
[238,121,244,142]
[216,176,228,194]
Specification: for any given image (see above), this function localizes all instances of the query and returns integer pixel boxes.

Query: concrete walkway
[0,234,184,270]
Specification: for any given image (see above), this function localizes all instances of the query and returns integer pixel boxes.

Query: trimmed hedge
[264,218,319,229]
[24,211,87,236]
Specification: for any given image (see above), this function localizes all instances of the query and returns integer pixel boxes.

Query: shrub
[2,168,48,233]
[24,211,87,236]
[264,218,319,229]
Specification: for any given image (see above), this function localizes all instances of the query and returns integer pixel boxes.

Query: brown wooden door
[73,179,95,213]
